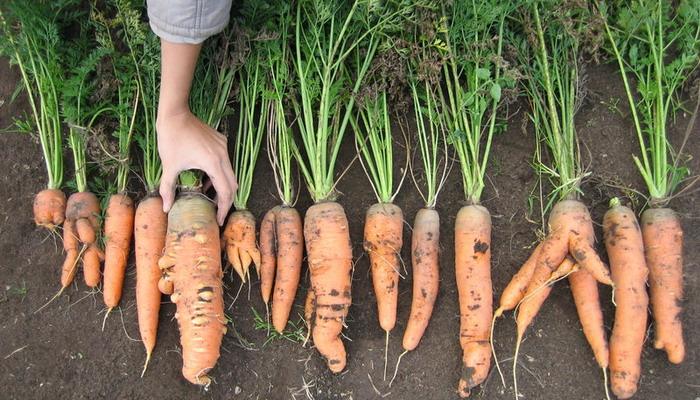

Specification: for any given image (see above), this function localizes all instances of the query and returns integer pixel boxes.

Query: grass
[251,307,306,346]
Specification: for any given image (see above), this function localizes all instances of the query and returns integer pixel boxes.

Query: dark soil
[1,58,698,400]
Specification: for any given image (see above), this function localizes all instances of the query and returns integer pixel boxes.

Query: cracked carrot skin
[642,207,684,364]
[604,203,648,399]
[135,195,167,363]
[305,201,353,373]
[223,210,261,282]
[364,202,403,333]
[103,193,135,308]
[34,188,66,229]
[159,193,225,386]
[455,204,492,398]
[259,207,279,305]
[403,207,440,352]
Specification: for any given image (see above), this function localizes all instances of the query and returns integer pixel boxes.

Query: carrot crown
[600,0,700,206]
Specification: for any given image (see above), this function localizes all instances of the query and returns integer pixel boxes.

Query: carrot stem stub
[604,203,648,399]
[642,207,684,364]
[455,205,492,397]
[159,193,225,386]
[305,202,353,373]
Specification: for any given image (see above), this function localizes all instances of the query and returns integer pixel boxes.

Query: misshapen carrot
[495,242,543,317]
[134,195,167,373]
[34,188,66,229]
[403,208,440,351]
[159,193,225,386]
[271,206,304,333]
[305,202,352,373]
[259,207,278,305]
[642,207,684,364]
[568,267,608,369]
[455,205,492,397]
[63,192,102,288]
[223,210,261,282]
[364,202,403,333]
[604,202,648,399]
[103,193,135,309]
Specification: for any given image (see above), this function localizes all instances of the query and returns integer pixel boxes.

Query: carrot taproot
[305,201,353,373]
[364,202,403,333]
[259,207,278,305]
[641,207,684,364]
[495,242,544,318]
[604,201,648,399]
[271,206,304,333]
[455,205,492,397]
[223,210,261,282]
[569,267,608,368]
[403,208,440,351]
[63,192,102,288]
[159,193,225,386]
[33,188,66,229]
[134,195,167,374]
[103,193,135,309]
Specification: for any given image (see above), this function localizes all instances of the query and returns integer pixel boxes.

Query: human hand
[157,110,237,225]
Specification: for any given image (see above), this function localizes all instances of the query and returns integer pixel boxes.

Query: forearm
[158,40,202,119]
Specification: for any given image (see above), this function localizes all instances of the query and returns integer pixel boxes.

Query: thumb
[159,169,178,213]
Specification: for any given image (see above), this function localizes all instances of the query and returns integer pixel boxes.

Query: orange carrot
[33,188,66,229]
[604,202,648,399]
[158,193,225,386]
[103,193,135,309]
[305,202,353,372]
[223,210,261,282]
[62,192,102,288]
[568,267,608,369]
[403,208,440,351]
[259,207,278,305]
[495,242,544,318]
[455,205,492,397]
[271,206,304,333]
[641,207,684,364]
[134,195,167,372]
[364,202,403,333]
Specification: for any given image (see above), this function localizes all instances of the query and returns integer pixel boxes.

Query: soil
[0,57,698,400]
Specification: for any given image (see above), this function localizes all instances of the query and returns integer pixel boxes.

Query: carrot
[223,210,261,282]
[604,201,648,399]
[641,207,684,364]
[33,188,66,229]
[403,208,440,352]
[158,193,225,386]
[569,267,608,369]
[63,192,102,288]
[271,206,304,333]
[103,193,135,310]
[455,205,492,397]
[259,207,278,305]
[303,285,316,344]
[305,202,353,373]
[495,242,543,318]
[134,195,167,374]
[364,203,403,333]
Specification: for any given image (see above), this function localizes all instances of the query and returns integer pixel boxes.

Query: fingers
[159,168,178,213]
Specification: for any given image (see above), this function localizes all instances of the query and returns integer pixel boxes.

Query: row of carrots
[11,0,694,398]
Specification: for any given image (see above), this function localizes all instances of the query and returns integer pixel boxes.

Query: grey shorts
[147,0,233,44]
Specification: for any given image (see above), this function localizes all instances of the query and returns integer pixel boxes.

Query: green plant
[251,308,305,346]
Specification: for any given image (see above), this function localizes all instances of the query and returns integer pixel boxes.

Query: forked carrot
[34,188,66,229]
[223,210,261,282]
[63,192,103,288]
[569,267,609,368]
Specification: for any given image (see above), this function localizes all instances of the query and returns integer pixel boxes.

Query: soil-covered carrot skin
[134,195,167,360]
[304,201,353,373]
[271,206,304,333]
[568,267,608,368]
[364,202,403,333]
[33,188,66,229]
[455,205,492,397]
[604,204,648,399]
[495,242,543,317]
[223,210,261,282]
[103,194,135,308]
[642,207,684,364]
[159,193,225,386]
[259,207,279,305]
[403,208,440,351]
[63,192,102,288]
